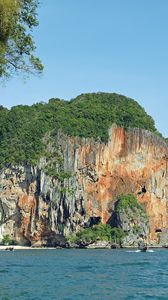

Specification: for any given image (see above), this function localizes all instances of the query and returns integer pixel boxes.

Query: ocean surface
[0,248,168,300]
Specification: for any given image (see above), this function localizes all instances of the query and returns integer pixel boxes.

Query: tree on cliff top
[0,0,43,78]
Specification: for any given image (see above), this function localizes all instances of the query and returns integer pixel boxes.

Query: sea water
[0,248,167,300]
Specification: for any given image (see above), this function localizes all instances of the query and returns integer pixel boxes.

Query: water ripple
[0,249,167,300]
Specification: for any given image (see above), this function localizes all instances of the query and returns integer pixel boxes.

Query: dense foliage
[0,92,162,167]
[68,223,126,244]
[0,0,43,78]
[2,234,12,245]
[115,194,145,213]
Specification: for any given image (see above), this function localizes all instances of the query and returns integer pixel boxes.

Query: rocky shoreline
[0,241,167,250]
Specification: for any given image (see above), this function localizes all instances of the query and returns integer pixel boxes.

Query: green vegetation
[0,92,164,168]
[68,223,126,244]
[43,138,72,182]
[45,168,72,181]
[115,194,145,213]
[2,234,12,245]
[0,0,43,78]
[132,225,141,234]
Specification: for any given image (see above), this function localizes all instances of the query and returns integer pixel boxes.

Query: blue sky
[1,0,168,136]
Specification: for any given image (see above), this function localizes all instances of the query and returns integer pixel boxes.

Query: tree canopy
[0,0,43,78]
[0,92,164,167]
[68,223,126,244]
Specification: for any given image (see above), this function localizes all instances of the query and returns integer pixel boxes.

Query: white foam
[127,249,154,253]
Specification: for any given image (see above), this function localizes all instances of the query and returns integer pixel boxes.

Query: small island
[0,93,167,249]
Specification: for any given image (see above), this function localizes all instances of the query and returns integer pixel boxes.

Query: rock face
[111,204,149,247]
[86,241,111,249]
[0,125,168,246]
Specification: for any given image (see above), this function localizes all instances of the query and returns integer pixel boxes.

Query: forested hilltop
[0,93,164,167]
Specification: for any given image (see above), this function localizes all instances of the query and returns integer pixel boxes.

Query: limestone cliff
[0,125,168,246]
[111,199,149,246]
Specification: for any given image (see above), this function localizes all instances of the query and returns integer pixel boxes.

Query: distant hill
[0,92,162,167]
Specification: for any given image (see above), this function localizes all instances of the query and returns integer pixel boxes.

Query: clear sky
[0,0,168,137]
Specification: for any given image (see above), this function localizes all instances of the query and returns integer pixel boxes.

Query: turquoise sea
[0,249,167,300]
